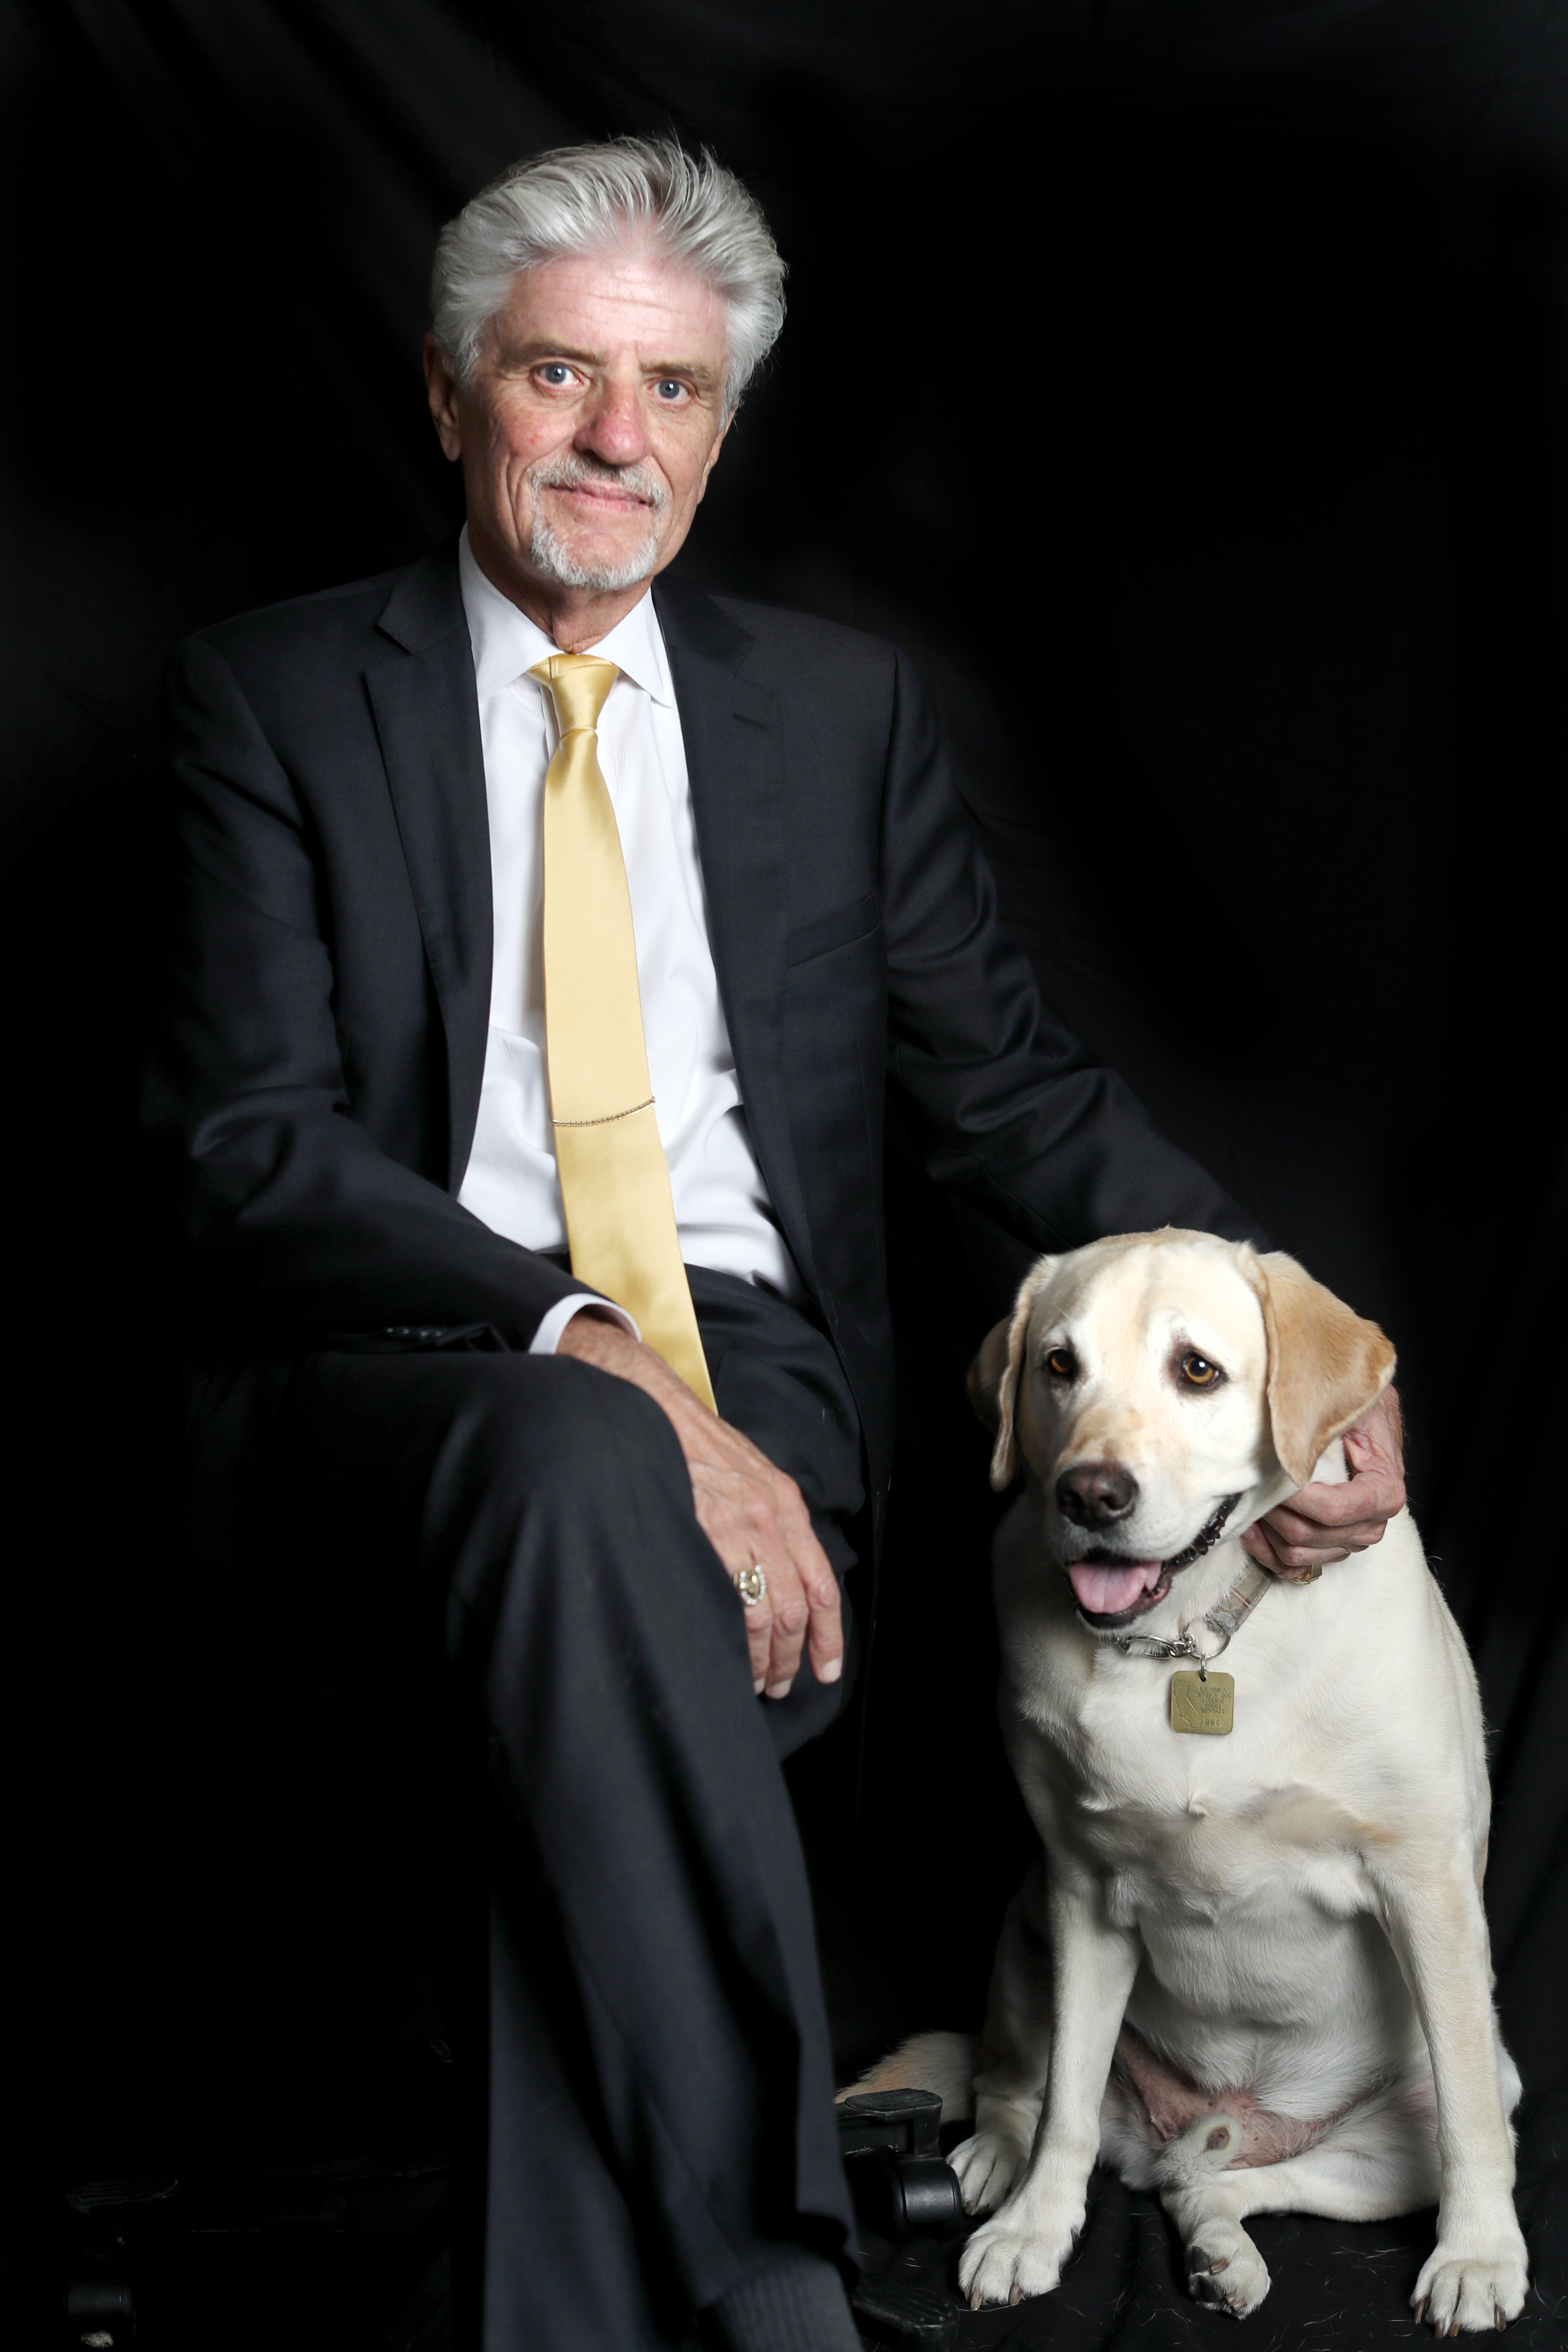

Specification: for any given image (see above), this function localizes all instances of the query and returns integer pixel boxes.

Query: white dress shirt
[454,529,804,1354]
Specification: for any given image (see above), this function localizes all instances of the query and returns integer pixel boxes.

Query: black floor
[58,2090,1568,2351]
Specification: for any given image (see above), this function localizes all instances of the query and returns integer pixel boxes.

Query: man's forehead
[489,244,729,366]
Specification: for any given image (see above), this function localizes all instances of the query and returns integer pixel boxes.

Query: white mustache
[528,454,668,511]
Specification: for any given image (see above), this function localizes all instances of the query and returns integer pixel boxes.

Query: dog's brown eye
[1179,1351,1222,1387]
[1044,1346,1077,1381]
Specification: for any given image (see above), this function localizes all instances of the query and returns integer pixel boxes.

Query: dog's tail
[837,2031,978,2125]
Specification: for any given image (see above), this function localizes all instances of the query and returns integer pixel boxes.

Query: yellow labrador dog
[855,1231,1527,2333]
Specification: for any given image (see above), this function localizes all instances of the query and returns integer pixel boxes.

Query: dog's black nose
[1056,1460,1139,1527]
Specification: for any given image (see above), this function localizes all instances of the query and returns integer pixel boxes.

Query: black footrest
[838,2089,965,2243]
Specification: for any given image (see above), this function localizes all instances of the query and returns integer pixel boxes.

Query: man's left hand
[1241,1386,1406,1575]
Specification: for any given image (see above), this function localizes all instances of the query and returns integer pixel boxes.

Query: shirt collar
[458,524,674,708]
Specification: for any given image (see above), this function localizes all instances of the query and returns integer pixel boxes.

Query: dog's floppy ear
[968,1258,1055,1490]
[1240,1246,1396,1488]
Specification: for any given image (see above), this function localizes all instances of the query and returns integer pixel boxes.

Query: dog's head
[969,1231,1395,1630]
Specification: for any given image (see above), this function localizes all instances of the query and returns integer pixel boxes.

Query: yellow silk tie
[531,653,715,1408]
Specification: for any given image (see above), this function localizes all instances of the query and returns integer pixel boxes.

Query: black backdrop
[12,0,1568,2343]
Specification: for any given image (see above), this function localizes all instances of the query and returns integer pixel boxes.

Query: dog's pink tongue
[1069,1560,1164,1616]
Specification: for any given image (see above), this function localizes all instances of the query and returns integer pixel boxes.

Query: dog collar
[1100,1559,1276,1669]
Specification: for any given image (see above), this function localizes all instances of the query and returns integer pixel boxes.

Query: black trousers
[185,1265,867,2349]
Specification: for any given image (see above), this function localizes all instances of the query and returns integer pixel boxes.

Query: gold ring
[734,1562,766,1608]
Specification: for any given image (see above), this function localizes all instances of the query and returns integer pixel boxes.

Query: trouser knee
[437,1356,747,1693]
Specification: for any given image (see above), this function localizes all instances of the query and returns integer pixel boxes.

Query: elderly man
[147,141,1404,2352]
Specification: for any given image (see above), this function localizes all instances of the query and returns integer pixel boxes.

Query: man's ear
[968,1258,1055,1491]
[695,414,731,502]
[424,331,464,460]
[1238,1246,1396,1488]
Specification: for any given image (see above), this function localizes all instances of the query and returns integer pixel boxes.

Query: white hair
[430,137,786,417]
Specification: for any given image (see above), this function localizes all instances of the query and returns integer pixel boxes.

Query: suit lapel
[656,580,820,1301]
[367,547,492,1191]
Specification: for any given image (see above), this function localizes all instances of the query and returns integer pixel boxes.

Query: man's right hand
[556,1311,844,1702]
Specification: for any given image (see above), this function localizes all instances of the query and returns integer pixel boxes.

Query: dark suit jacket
[145,541,1257,1540]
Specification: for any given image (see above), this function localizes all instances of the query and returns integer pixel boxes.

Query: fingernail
[765,1679,793,1700]
[819,1656,843,1684]
[753,1677,766,1695]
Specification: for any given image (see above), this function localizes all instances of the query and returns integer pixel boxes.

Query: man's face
[426,241,732,607]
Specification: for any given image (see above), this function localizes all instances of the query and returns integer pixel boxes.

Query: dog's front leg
[958,1863,1138,2309]
[950,1857,1054,2217]
[1379,1859,1528,2334]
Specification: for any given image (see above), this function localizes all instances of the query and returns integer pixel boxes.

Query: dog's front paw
[958,2203,1081,2309]
[1412,2229,1528,2334]
[948,2129,1029,2217]
[1186,2219,1271,2319]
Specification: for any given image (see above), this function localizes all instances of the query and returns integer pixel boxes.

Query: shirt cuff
[529,1293,641,1357]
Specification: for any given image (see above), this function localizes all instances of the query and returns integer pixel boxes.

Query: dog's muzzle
[1066,1493,1243,1626]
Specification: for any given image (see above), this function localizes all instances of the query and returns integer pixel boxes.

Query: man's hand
[556,1311,844,1700]
[1242,1386,1406,1575]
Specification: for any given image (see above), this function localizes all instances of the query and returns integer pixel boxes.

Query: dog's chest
[1078,1789,1373,1937]
[1019,1679,1378,1931]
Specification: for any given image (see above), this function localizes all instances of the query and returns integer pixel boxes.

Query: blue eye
[655,379,685,401]
[539,363,572,386]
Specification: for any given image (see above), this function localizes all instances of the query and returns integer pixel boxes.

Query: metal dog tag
[1170,1670,1234,1735]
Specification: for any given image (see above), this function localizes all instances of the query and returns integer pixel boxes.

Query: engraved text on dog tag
[1169,1670,1234,1735]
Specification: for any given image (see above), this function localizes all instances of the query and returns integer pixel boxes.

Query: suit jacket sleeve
[878,652,1268,1254]
[143,634,585,1348]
